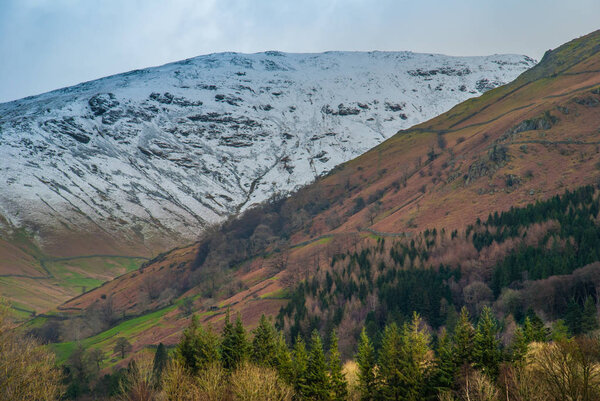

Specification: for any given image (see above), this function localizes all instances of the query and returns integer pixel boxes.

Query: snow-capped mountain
[0,51,535,253]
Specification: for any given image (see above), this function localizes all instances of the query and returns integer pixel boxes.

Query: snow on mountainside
[0,51,536,253]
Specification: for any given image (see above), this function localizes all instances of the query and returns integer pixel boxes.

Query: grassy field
[1,255,144,319]
[51,304,177,367]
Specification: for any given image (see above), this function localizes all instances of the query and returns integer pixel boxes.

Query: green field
[1,256,144,319]
[51,305,177,367]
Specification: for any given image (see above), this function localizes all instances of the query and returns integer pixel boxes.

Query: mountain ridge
[0,50,534,261]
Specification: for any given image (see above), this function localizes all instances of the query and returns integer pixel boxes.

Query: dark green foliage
[397,313,432,400]
[176,315,220,373]
[473,307,501,377]
[432,328,456,393]
[305,330,332,400]
[251,314,278,367]
[566,299,584,335]
[279,253,459,343]
[376,323,404,400]
[523,315,547,343]
[377,314,432,401]
[293,335,310,398]
[64,344,97,397]
[152,343,168,385]
[221,311,250,370]
[551,319,570,341]
[453,307,475,367]
[356,328,377,401]
[525,309,547,342]
[582,297,599,333]
[510,326,529,363]
[93,370,125,398]
[274,331,294,383]
[329,330,348,400]
[488,186,600,293]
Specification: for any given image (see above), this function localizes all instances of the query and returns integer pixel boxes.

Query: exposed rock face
[0,51,535,253]
[466,145,509,184]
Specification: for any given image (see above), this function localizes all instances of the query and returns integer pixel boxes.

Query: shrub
[230,362,294,401]
[0,304,63,400]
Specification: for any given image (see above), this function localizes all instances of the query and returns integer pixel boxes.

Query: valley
[45,30,600,361]
[3,19,600,401]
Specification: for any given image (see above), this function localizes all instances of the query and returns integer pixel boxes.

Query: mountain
[0,51,534,260]
[47,30,600,357]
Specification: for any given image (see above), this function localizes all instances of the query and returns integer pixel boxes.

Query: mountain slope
[0,51,534,260]
[50,30,600,357]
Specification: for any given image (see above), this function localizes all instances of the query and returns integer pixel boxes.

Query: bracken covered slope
[56,31,600,355]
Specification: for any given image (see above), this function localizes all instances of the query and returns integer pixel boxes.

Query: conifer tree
[251,314,277,367]
[293,335,309,398]
[510,326,529,363]
[453,307,475,367]
[176,316,200,372]
[551,319,569,341]
[176,315,219,373]
[221,311,249,370]
[329,330,348,400]
[581,297,598,333]
[525,309,547,341]
[433,328,456,392]
[274,331,294,383]
[198,323,221,366]
[152,342,168,385]
[523,316,546,342]
[473,306,501,377]
[356,327,377,401]
[305,330,332,400]
[565,299,583,335]
[398,313,432,401]
[377,323,403,400]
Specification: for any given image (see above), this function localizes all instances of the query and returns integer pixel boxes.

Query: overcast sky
[0,0,598,103]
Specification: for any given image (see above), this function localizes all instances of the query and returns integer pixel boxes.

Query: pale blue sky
[0,0,598,102]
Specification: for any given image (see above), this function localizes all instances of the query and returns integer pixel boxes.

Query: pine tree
[525,309,547,341]
[197,323,220,367]
[356,327,377,401]
[377,323,403,401]
[453,307,475,367]
[221,311,249,370]
[305,330,332,400]
[473,306,501,377]
[293,335,309,398]
[251,314,277,367]
[175,315,219,373]
[152,342,168,385]
[523,315,546,342]
[274,331,294,383]
[510,326,528,363]
[565,299,583,335]
[551,319,569,341]
[176,315,201,372]
[581,297,599,333]
[329,330,348,401]
[398,313,432,401]
[433,328,456,392]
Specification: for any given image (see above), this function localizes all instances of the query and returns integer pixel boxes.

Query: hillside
[0,51,534,315]
[48,30,600,362]
[0,51,532,259]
